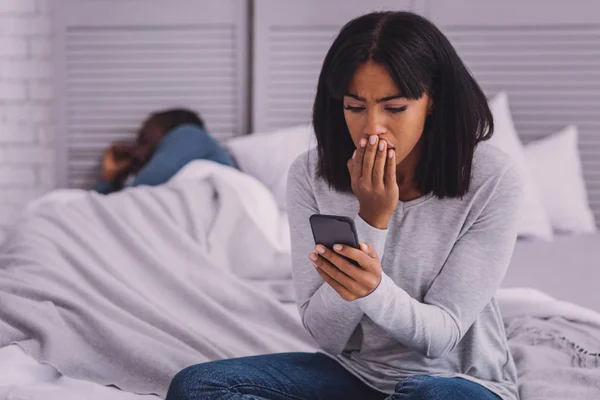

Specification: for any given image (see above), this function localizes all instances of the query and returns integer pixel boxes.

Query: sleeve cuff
[319,280,362,313]
[354,215,388,259]
[92,180,113,194]
[355,272,407,314]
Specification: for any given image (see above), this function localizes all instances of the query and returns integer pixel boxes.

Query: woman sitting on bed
[166,11,522,400]
[93,108,235,194]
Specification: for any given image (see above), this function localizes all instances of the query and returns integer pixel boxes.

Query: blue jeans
[166,352,500,400]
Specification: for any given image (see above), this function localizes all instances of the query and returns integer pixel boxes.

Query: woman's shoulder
[288,147,319,184]
[469,141,524,198]
[471,142,520,184]
[287,147,351,205]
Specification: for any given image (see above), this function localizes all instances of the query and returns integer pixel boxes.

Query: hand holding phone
[308,214,383,300]
[309,214,361,267]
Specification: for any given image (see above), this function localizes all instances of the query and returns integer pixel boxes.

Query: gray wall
[0,0,55,240]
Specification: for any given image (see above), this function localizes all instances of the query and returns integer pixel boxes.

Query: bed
[1,0,600,399]
[1,172,597,400]
[503,233,600,313]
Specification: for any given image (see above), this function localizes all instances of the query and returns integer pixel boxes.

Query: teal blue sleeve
[129,124,235,189]
[93,179,115,194]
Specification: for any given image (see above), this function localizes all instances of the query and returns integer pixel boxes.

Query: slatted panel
[253,0,412,132]
[264,27,338,130]
[53,0,248,189]
[440,24,600,228]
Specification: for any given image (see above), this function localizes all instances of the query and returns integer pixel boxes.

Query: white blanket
[0,161,315,399]
[1,161,599,400]
[498,288,600,399]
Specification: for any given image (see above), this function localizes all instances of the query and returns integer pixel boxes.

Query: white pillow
[225,124,316,210]
[524,125,596,234]
[487,92,554,241]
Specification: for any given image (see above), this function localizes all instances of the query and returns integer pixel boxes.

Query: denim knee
[166,363,234,400]
[167,366,199,400]
[394,375,497,400]
[395,375,449,398]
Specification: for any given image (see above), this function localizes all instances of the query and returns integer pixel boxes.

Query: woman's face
[343,61,432,166]
[133,117,165,165]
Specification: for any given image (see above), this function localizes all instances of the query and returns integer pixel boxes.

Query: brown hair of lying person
[105,108,205,191]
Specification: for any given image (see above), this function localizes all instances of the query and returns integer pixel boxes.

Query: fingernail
[360,138,367,148]
[352,150,356,159]
[388,149,395,159]
[379,141,385,151]
[369,135,377,145]
[309,252,318,261]
[333,244,342,251]
[315,245,325,254]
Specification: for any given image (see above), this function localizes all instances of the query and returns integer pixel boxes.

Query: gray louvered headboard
[53,0,248,189]
[252,0,412,132]
[252,0,600,228]
[429,0,600,227]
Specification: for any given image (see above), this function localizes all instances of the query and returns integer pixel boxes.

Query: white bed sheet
[3,288,600,400]
[0,305,301,400]
[1,188,598,399]
[502,233,600,313]
[0,345,160,400]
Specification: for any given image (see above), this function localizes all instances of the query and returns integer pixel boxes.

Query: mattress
[502,233,600,312]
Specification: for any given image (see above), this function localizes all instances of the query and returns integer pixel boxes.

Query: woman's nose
[364,110,387,137]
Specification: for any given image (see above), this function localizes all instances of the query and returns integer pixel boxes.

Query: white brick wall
[0,123,36,142]
[0,81,27,100]
[0,166,36,185]
[0,37,28,57]
[0,0,55,235]
[0,0,36,14]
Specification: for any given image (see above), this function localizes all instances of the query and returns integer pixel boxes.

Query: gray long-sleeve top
[286,142,523,400]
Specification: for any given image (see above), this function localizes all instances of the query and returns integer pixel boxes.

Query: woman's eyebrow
[344,93,364,101]
[376,94,405,103]
[343,93,406,102]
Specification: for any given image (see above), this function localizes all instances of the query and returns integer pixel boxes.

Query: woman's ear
[427,96,434,115]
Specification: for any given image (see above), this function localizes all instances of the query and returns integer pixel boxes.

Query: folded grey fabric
[507,315,600,399]
[0,161,315,398]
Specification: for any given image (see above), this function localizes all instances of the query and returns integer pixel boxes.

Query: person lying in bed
[93,108,236,194]
[167,11,522,400]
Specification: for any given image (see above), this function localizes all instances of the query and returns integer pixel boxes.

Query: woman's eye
[343,105,365,113]
[386,106,408,113]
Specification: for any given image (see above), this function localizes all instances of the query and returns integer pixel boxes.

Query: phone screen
[309,214,361,267]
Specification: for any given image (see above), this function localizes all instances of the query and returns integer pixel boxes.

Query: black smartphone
[309,214,361,267]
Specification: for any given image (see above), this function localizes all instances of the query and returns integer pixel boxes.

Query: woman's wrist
[358,210,390,230]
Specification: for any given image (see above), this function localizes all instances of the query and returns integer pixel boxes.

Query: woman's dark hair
[111,108,206,190]
[312,11,493,198]
[146,108,205,135]
[134,107,205,163]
